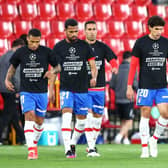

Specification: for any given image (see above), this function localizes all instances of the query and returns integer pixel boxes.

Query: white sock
[85,113,94,150]
[139,117,149,146]
[93,117,102,144]
[24,121,35,148]
[71,118,86,145]
[153,116,168,140]
[33,122,44,145]
[61,113,72,153]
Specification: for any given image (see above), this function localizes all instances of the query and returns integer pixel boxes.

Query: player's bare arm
[48,71,57,104]
[43,64,61,79]
[5,64,16,92]
[88,59,98,87]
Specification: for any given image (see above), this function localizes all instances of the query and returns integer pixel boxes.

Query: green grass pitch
[0,144,167,168]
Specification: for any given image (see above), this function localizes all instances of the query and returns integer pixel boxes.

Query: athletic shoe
[70,145,76,158]
[123,138,130,145]
[27,147,38,160]
[94,147,100,157]
[65,150,76,159]
[114,134,122,144]
[86,147,100,157]
[87,149,96,157]
[140,147,149,158]
[149,137,158,158]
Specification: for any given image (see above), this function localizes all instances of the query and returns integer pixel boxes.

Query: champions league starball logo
[29,53,37,61]
[152,43,159,50]
[69,47,76,54]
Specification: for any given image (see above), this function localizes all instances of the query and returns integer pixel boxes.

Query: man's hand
[90,78,97,87]
[126,85,134,101]
[5,79,15,92]
[111,67,118,74]
[44,64,61,79]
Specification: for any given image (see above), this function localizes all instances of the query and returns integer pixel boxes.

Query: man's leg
[149,103,168,157]
[139,106,151,158]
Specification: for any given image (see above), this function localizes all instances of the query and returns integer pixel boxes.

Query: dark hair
[65,18,78,29]
[148,15,165,27]
[84,20,96,29]
[19,33,28,45]
[123,51,132,59]
[11,38,25,48]
[28,28,41,37]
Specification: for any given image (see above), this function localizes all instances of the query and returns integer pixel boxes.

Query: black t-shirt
[53,39,95,93]
[10,45,58,93]
[87,40,117,88]
[132,35,168,89]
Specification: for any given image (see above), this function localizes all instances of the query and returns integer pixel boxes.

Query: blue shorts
[136,88,168,107]
[60,90,89,115]
[88,90,105,115]
[20,92,48,117]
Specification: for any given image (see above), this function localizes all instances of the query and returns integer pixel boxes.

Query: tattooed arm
[5,65,16,92]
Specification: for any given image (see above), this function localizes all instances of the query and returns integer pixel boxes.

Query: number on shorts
[138,89,148,97]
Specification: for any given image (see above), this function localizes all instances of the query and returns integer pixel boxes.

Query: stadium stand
[0,3,18,21]
[1,0,167,144]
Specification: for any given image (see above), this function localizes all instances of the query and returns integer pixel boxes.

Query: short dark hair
[64,18,78,29]
[84,20,96,29]
[28,28,41,37]
[123,51,132,59]
[11,38,25,48]
[19,33,28,45]
[148,15,165,27]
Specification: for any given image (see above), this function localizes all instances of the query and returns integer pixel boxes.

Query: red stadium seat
[130,5,148,21]
[0,3,18,21]
[134,0,151,6]
[0,21,13,38]
[46,37,61,49]
[37,3,56,21]
[122,38,136,52]
[78,21,85,39]
[112,4,131,21]
[0,39,8,56]
[148,4,166,18]
[43,0,58,3]
[32,21,51,38]
[56,3,75,20]
[13,21,32,38]
[40,38,46,46]
[96,21,107,39]
[0,94,4,110]
[115,0,134,4]
[103,38,123,56]
[75,3,93,21]
[97,0,115,4]
[6,0,21,4]
[163,24,168,38]
[125,21,143,38]
[80,0,95,3]
[106,20,125,38]
[50,20,65,38]
[58,0,76,3]
[24,0,40,3]
[142,20,150,35]
[19,3,38,21]
[0,0,5,3]
[93,3,112,21]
